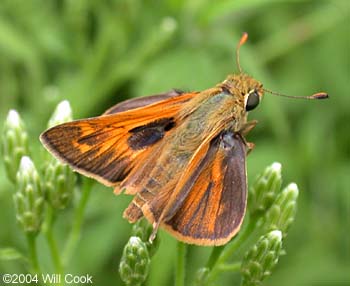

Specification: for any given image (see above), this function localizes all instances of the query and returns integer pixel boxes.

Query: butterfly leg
[246,142,255,154]
[149,221,160,243]
[240,120,258,136]
[238,120,257,154]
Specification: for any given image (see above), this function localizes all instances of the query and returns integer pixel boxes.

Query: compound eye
[246,90,260,111]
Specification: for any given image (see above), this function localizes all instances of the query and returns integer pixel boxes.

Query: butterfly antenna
[263,88,329,100]
[236,32,248,74]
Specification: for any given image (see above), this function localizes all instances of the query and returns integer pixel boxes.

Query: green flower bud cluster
[241,230,283,286]
[2,110,29,183]
[240,163,299,285]
[249,162,299,237]
[3,101,76,232]
[249,162,282,217]
[119,236,151,286]
[14,156,44,233]
[44,159,76,209]
[262,183,299,236]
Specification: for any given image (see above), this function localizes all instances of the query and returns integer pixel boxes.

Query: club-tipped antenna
[263,88,328,100]
[236,32,248,74]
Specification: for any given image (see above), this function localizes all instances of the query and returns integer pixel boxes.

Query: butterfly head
[220,73,264,112]
[216,33,264,113]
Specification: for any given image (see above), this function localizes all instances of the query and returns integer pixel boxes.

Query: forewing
[40,92,196,186]
[162,131,247,246]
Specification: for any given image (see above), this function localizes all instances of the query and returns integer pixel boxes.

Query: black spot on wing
[128,117,175,150]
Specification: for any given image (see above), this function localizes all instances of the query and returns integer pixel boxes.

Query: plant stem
[218,218,257,264]
[206,245,225,270]
[43,205,63,277]
[62,178,92,265]
[175,241,187,286]
[26,232,41,274]
[217,262,241,272]
[206,216,258,283]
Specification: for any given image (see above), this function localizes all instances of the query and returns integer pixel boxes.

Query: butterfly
[40,33,328,246]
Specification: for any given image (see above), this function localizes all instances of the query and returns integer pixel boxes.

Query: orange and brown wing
[161,131,248,246]
[40,91,196,187]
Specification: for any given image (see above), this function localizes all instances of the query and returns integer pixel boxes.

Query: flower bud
[14,156,44,233]
[48,100,73,128]
[249,162,282,217]
[262,183,299,237]
[43,159,76,209]
[119,236,150,286]
[2,110,29,183]
[241,230,283,286]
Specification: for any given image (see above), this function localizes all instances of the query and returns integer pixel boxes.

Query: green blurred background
[0,0,349,285]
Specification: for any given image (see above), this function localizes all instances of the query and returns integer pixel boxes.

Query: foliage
[0,0,348,285]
